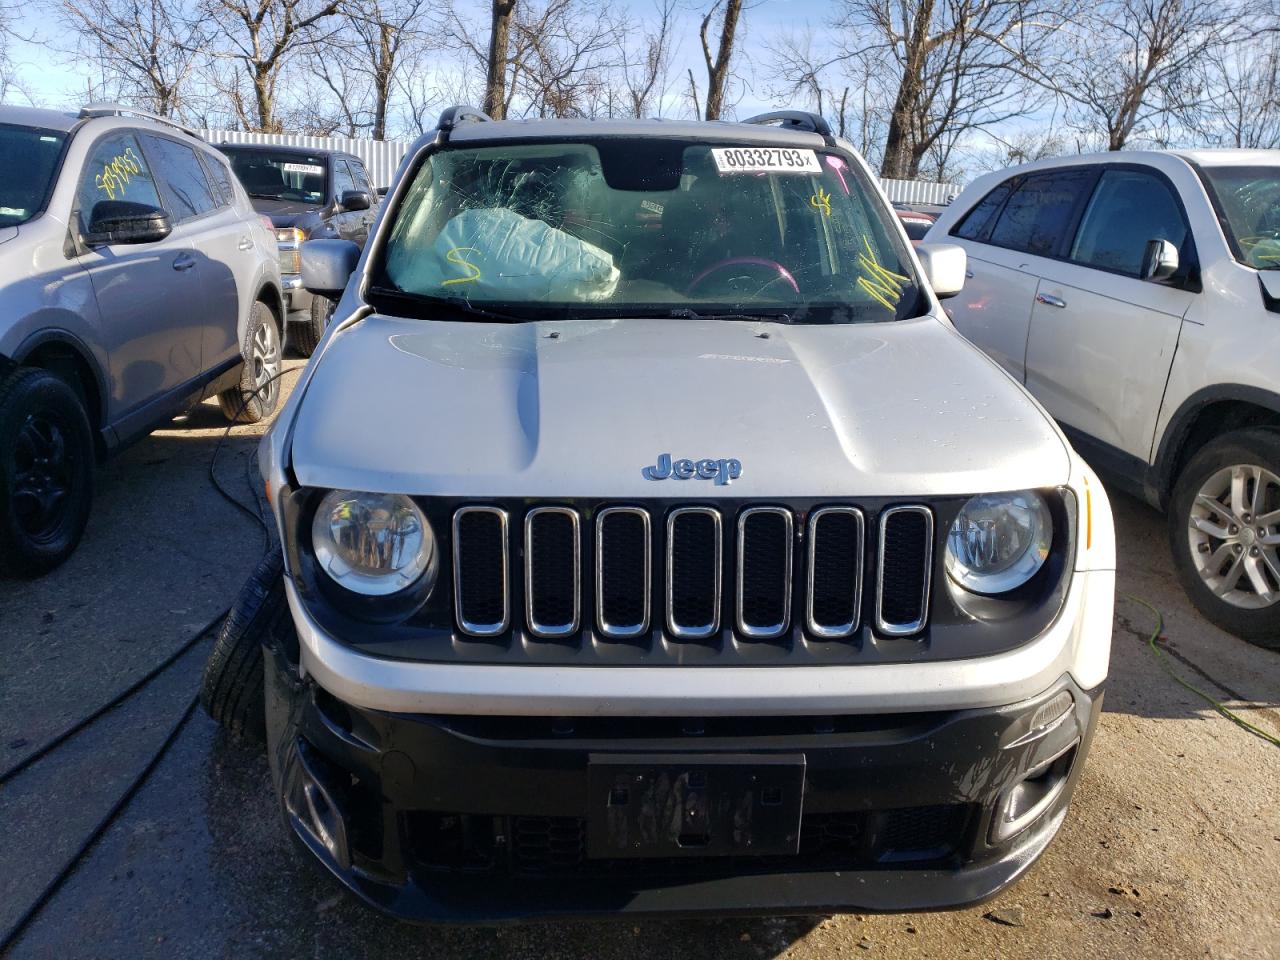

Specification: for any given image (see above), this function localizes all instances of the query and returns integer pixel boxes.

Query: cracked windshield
[377,140,920,323]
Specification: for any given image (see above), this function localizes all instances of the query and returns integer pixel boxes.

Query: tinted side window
[77,133,163,229]
[143,135,216,222]
[953,180,1014,241]
[987,169,1094,257]
[333,159,357,198]
[1070,169,1189,276]
[347,159,372,194]
[202,152,238,208]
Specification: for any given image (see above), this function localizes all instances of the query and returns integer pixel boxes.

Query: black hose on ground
[0,368,293,952]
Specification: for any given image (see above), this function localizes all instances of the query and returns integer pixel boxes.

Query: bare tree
[699,0,744,120]
[1191,38,1280,149]
[768,28,871,143]
[509,0,622,117]
[482,0,516,118]
[1048,0,1242,150]
[57,0,205,116]
[832,0,1070,179]
[619,0,677,118]
[203,0,341,132]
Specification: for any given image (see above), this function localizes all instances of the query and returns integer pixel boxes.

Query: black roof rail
[436,106,492,132]
[742,110,833,140]
[79,102,204,140]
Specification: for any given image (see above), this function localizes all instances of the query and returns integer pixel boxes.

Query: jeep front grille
[807,507,864,638]
[736,507,793,638]
[876,506,933,635]
[666,507,722,639]
[595,507,651,638]
[450,503,935,644]
[453,507,510,636]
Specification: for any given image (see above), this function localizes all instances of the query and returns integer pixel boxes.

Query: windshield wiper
[367,286,533,323]
[668,307,794,323]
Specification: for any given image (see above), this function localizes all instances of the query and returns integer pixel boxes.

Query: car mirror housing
[84,200,172,246]
[916,242,967,299]
[1140,238,1179,283]
[338,190,372,212]
[302,238,360,298]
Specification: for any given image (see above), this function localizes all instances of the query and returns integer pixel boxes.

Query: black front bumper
[264,646,1101,923]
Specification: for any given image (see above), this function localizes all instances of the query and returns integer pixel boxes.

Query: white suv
[203,108,1116,921]
[931,150,1280,645]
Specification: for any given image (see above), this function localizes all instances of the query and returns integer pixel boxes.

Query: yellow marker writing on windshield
[442,246,482,286]
[856,235,910,311]
[809,186,832,217]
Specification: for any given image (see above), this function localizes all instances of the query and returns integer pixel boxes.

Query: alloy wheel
[1187,463,1280,609]
[251,319,282,408]
[11,412,74,543]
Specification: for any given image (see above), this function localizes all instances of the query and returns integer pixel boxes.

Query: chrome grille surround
[665,507,723,640]
[876,505,934,636]
[452,506,510,637]
[806,506,865,638]
[595,506,652,639]
[736,506,794,639]
[524,507,581,639]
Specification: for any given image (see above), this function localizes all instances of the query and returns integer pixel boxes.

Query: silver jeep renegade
[246,107,1116,921]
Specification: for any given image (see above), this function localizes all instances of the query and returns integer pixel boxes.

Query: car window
[202,152,238,208]
[0,124,68,227]
[952,179,1014,241]
[143,135,217,222]
[986,169,1094,257]
[1070,169,1189,276]
[76,132,164,230]
[334,159,357,198]
[347,159,372,195]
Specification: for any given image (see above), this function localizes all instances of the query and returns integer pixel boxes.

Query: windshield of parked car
[373,139,921,323]
[222,149,327,204]
[1200,166,1280,269]
[0,124,68,227]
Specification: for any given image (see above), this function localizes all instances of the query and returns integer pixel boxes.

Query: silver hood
[289,313,1070,498]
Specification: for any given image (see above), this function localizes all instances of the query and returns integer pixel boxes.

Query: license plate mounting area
[586,753,805,859]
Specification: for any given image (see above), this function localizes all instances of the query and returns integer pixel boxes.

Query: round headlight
[945,491,1052,595]
[312,490,436,596]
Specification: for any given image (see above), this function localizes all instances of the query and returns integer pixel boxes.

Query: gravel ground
[1,364,1277,960]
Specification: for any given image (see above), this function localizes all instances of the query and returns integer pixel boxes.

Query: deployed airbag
[396,207,620,301]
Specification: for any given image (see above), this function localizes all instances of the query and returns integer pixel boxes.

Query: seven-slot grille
[451,504,934,642]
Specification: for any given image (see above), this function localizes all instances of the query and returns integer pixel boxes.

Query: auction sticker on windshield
[282,162,324,175]
[712,147,821,174]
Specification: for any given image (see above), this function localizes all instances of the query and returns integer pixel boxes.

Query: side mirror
[376,186,389,198]
[1141,238,1179,282]
[301,238,360,298]
[338,190,371,212]
[916,242,967,299]
[84,200,172,246]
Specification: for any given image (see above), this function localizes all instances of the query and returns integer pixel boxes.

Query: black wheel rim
[11,412,76,543]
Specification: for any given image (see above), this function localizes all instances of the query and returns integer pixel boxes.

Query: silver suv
[0,104,284,576]
[209,108,1115,921]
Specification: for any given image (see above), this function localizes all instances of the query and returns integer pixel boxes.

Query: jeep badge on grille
[642,453,742,485]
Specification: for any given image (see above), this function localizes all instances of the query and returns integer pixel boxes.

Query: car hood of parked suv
[287,313,1070,498]
[249,197,324,228]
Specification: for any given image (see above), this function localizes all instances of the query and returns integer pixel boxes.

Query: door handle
[1036,292,1066,309]
[238,236,253,251]
[965,270,974,279]
[172,253,196,272]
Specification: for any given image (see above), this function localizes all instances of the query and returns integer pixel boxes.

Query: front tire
[292,295,333,358]
[200,549,293,742]
[1168,428,1280,647]
[218,301,283,423]
[0,367,94,578]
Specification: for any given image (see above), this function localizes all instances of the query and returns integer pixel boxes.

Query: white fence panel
[203,130,960,203]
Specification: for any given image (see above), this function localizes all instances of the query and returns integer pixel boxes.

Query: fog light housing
[990,742,1078,843]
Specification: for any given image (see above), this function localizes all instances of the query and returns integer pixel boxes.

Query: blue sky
[8,0,838,116]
